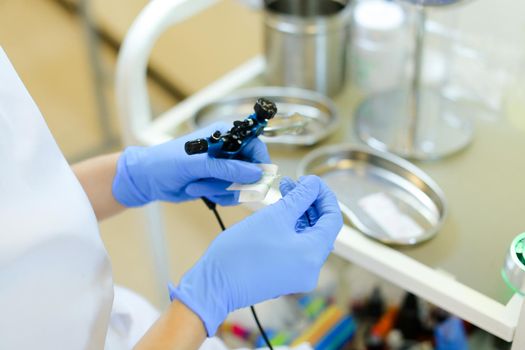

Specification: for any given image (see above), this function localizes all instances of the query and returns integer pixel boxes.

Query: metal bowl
[191,87,339,146]
[299,144,447,245]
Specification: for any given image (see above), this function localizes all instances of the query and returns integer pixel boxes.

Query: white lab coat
[0,46,235,350]
[0,47,163,349]
[0,47,306,350]
[0,46,110,348]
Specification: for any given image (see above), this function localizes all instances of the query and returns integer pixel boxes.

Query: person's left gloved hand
[280,176,319,231]
[112,122,270,207]
[169,175,343,336]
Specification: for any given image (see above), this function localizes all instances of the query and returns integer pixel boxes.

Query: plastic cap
[354,0,405,43]
[355,0,404,31]
[254,97,277,122]
[185,139,208,155]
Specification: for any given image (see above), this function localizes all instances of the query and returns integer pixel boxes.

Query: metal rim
[298,144,448,245]
[264,0,352,29]
[264,0,353,35]
[191,86,339,146]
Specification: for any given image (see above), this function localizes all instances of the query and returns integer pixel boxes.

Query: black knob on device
[185,139,208,155]
[210,130,222,143]
[254,97,277,122]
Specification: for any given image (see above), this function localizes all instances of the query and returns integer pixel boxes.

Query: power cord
[250,305,274,350]
[201,197,274,350]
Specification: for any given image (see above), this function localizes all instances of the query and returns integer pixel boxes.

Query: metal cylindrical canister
[263,0,352,96]
[502,232,525,295]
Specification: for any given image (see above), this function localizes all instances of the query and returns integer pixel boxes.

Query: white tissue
[227,164,278,202]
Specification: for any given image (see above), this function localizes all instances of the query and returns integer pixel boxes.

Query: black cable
[201,198,274,350]
[211,207,226,231]
[250,305,274,350]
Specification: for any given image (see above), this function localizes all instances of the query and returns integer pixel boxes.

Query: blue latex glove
[280,176,319,231]
[112,122,270,207]
[169,175,343,336]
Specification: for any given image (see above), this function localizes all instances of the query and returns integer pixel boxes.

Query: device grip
[185,139,209,155]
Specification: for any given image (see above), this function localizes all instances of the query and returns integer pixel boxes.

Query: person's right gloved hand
[169,175,343,336]
[112,122,270,207]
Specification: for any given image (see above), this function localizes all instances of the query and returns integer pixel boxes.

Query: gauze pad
[227,164,278,202]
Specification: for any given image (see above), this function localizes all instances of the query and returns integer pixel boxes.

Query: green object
[501,268,524,296]
[502,232,525,295]
[516,240,525,266]
[271,331,292,346]
[512,233,525,267]
[305,297,326,319]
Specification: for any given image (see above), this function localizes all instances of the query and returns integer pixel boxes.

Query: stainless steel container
[298,144,447,245]
[264,0,352,96]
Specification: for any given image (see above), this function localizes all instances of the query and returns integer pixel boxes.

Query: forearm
[134,301,207,350]
[72,153,125,220]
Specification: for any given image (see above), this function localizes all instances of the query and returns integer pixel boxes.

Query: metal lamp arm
[115,0,218,145]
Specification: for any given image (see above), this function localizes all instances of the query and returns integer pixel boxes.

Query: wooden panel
[0,0,104,158]
[91,0,262,95]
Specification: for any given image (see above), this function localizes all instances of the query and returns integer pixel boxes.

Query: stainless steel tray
[298,145,447,245]
[190,87,339,146]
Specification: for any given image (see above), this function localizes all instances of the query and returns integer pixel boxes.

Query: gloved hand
[112,122,270,207]
[169,175,343,336]
[279,176,319,231]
